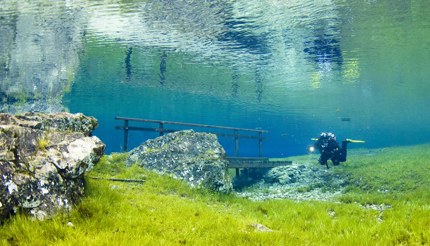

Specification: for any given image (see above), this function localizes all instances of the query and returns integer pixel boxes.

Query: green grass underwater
[1,144,430,245]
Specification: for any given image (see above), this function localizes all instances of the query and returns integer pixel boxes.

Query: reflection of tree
[159,51,167,85]
[303,34,342,67]
[255,69,263,103]
[124,47,132,82]
[231,67,239,97]
[0,16,16,99]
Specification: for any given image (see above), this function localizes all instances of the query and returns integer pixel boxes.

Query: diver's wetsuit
[314,133,348,166]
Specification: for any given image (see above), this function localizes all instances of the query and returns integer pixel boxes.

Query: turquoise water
[2,0,430,157]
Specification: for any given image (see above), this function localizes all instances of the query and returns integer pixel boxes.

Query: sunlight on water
[1,0,430,156]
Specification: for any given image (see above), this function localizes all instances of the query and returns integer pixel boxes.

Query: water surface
[1,0,429,156]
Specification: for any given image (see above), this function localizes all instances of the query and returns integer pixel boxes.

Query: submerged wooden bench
[114,117,288,177]
[227,157,291,169]
[226,157,292,176]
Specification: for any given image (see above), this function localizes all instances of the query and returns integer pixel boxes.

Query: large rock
[127,130,232,193]
[0,112,105,222]
[235,162,347,201]
[265,164,323,185]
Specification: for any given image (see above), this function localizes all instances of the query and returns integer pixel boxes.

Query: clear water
[2,0,430,157]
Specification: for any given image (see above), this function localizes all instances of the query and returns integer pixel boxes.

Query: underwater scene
[1,0,430,245]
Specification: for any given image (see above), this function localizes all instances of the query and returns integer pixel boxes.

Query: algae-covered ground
[1,144,430,245]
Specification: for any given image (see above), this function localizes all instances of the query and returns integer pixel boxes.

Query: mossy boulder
[0,112,105,222]
[127,130,232,193]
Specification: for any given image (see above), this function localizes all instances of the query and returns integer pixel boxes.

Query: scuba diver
[313,132,348,167]
[310,132,364,168]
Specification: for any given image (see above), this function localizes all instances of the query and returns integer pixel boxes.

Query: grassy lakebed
[1,144,430,245]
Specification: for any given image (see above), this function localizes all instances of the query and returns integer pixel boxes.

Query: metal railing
[115,116,267,157]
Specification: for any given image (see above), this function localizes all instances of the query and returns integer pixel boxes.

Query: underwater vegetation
[1,144,430,245]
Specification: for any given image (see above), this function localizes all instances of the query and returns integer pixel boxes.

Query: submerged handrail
[114,116,267,157]
[115,116,268,133]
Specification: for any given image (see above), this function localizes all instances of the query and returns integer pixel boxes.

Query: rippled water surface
[1,0,430,156]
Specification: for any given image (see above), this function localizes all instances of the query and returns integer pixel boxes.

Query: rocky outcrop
[264,164,326,185]
[0,112,105,222]
[235,162,346,201]
[127,130,232,193]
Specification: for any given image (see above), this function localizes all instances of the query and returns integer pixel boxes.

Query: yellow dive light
[345,139,365,143]
[310,138,365,143]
